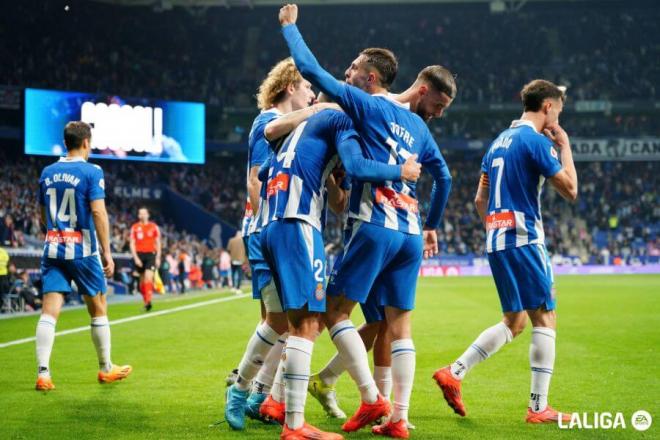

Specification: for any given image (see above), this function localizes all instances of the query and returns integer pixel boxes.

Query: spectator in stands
[159,253,172,293]
[177,249,191,293]
[11,270,41,311]
[1,215,18,247]
[201,250,216,289]
[0,246,10,311]
[219,247,232,288]
[227,231,246,293]
[166,250,179,293]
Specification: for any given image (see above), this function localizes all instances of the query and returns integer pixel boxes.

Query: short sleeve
[480,151,489,174]
[530,136,562,178]
[249,113,278,168]
[88,165,105,201]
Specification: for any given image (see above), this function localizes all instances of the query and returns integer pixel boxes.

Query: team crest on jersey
[550,147,558,160]
[315,283,325,301]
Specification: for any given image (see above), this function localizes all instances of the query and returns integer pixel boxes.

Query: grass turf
[0,275,658,439]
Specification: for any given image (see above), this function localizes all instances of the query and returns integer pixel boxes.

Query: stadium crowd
[0,1,657,311]
[2,147,656,268]
[415,157,660,265]
[2,1,658,140]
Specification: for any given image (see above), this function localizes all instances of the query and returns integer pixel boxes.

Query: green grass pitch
[1,275,658,439]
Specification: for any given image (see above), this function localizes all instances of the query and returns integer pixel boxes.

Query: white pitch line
[0,293,250,349]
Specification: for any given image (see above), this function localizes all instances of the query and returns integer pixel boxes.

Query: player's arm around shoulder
[264,103,338,142]
[543,124,578,202]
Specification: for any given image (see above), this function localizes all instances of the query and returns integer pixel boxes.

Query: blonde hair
[256,58,303,110]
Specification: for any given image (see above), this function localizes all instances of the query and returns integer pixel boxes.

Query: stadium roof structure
[91,0,623,8]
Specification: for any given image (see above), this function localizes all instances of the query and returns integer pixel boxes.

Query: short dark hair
[520,79,565,112]
[417,65,457,99]
[63,121,91,150]
[360,48,398,89]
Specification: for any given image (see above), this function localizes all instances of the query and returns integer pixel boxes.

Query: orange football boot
[281,422,344,440]
[433,366,466,416]
[98,364,133,383]
[260,394,286,425]
[526,406,571,424]
[372,419,409,439]
[35,376,55,391]
[342,394,391,432]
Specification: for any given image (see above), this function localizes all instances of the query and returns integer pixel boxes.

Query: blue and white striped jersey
[39,157,105,260]
[282,24,452,236]
[342,93,450,235]
[259,109,358,232]
[241,108,281,237]
[481,120,562,253]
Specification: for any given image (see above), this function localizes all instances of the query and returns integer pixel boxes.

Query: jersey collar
[264,107,283,116]
[58,156,86,163]
[373,93,410,109]
[510,119,538,133]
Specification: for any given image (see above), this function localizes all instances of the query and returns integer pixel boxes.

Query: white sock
[391,339,415,422]
[451,322,513,380]
[529,327,556,413]
[36,314,57,378]
[91,316,112,372]
[374,366,392,401]
[318,352,345,386]
[253,333,288,394]
[272,350,286,403]
[330,320,378,403]
[284,336,313,430]
[236,322,280,391]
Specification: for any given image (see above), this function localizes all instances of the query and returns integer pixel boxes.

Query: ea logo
[631,410,652,431]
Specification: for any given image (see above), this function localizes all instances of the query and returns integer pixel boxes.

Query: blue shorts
[488,244,556,313]
[247,232,272,299]
[261,219,326,312]
[327,221,423,311]
[41,256,107,297]
[330,234,384,324]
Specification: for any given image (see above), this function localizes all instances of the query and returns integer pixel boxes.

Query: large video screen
[24,88,205,164]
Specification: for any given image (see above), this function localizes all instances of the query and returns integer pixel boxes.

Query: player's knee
[266,312,288,334]
[358,322,380,350]
[530,309,556,329]
[386,321,410,340]
[290,316,320,341]
[502,314,526,337]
